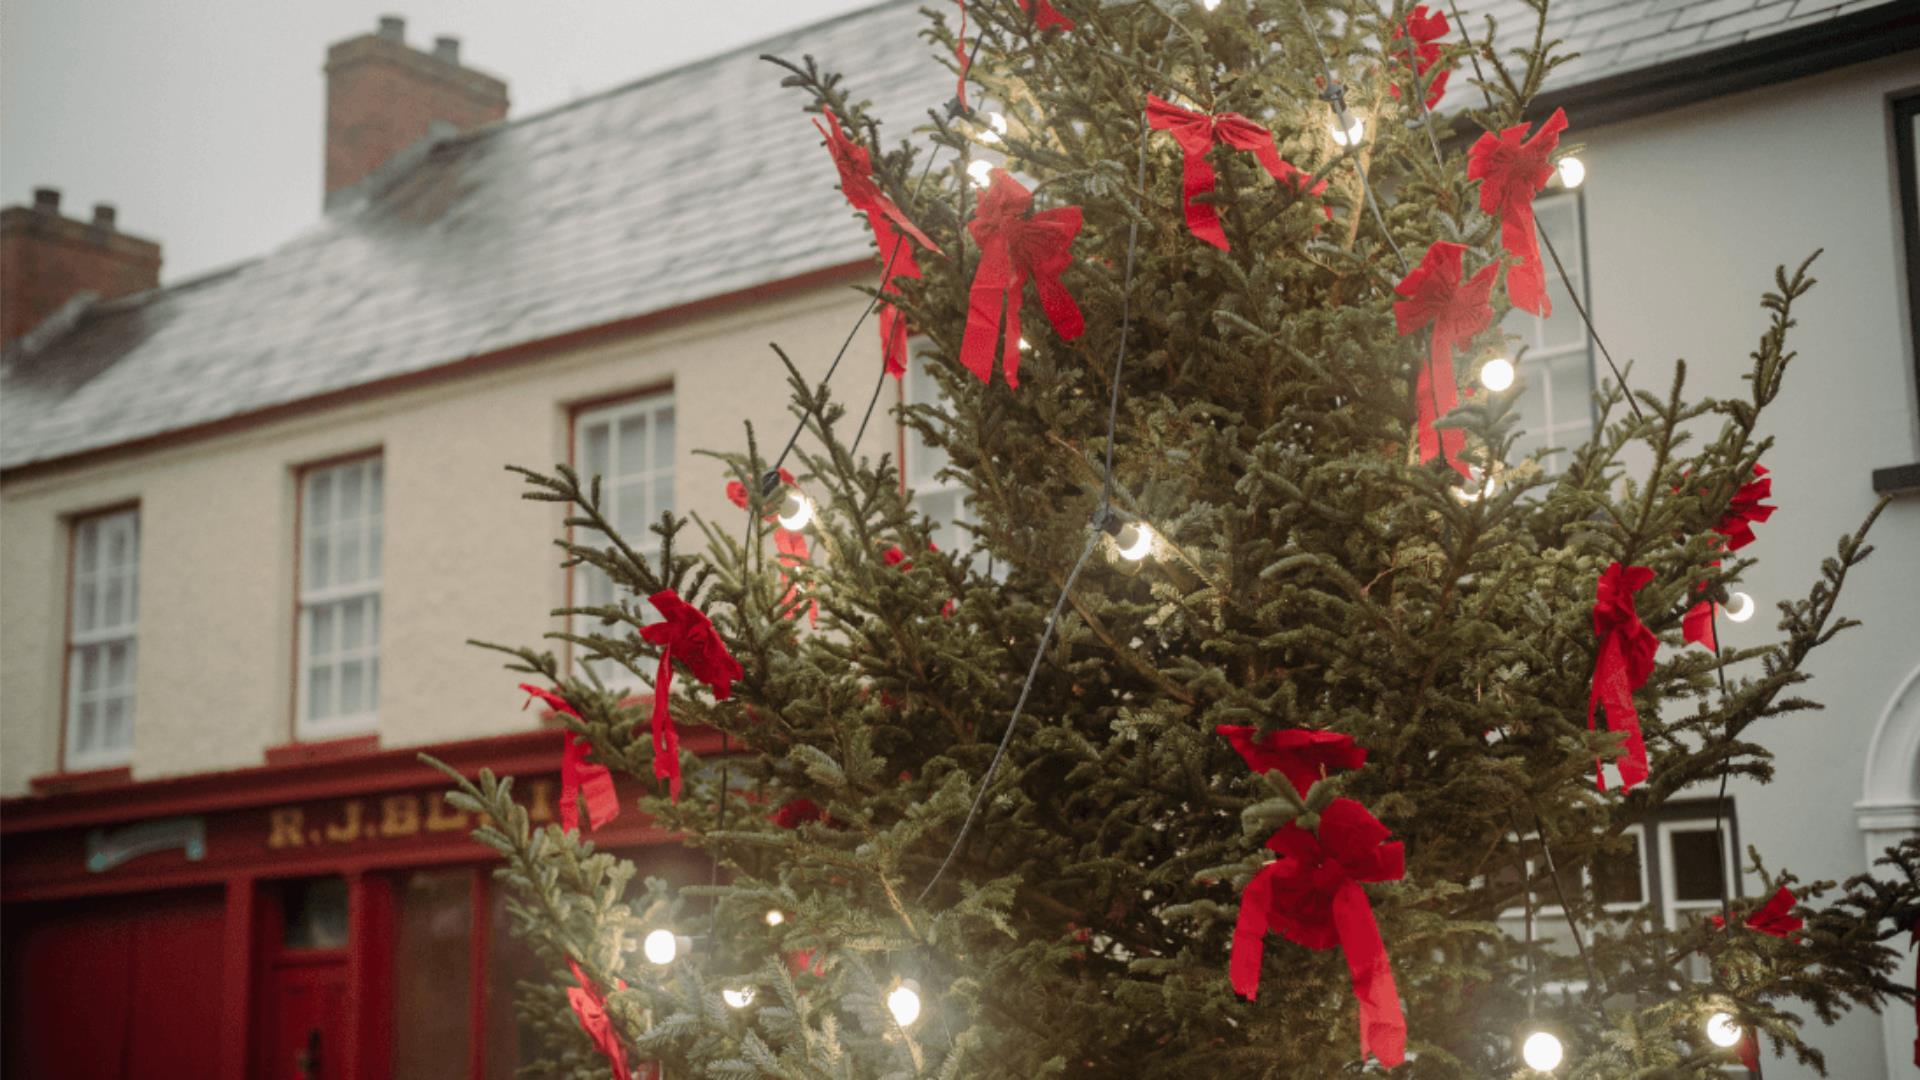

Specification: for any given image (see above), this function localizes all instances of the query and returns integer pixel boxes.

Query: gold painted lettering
[268,808,305,849]
[323,800,364,843]
[425,792,469,833]
[378,795,421,838]
[525,778,556,824]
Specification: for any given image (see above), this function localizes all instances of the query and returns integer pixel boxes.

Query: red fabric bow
[1230,798,1407,1067]
[772,797,844,830]
[960,169,1085,387]
[639,590,744,801]
[725,468,797,517]
[1711,885,1803,938]
[1394,241,1495,477]
[728,473,818,626]
[1588,562,1657,792]
[566,958,633,1080]
[1388,5,1452,110]
[1683,465,1776,650]
[520,684,620,833]
[1217,724,1366,797]
[1467,108,1568,318]
[814,108,941,379]
[1145,95,1327,250]
[1016,0,1075,31]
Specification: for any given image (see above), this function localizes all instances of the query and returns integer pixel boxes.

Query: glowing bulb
[1556,156,1586,189]
[1705,1011,1742,1048]
[723,986,756,1009]
[978,111,1008,144]
[1330,116,1365,146]
[764,909,785,927]
[1200,0,1222,8]
[1480,357,1515,392]
[1452,468,1498,504]
[1018,336,1031,352]
[1521,1030,1565,1072]
[1723,591,1754,623]
[886,980,923,1027]
[967,159,995,188]
[1114,522,1154,561]
[643,928,678,965]
[776,491,815,531]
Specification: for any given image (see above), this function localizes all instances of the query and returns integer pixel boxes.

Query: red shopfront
[1,729,714,1080]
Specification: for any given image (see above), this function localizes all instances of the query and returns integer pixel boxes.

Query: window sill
[1871,463,1920,496]
[30,765,134,796]
[264,733,381,767]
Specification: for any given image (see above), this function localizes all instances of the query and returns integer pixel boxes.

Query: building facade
[3,3,1917,1077]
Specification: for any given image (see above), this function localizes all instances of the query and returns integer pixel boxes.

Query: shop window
[484,876,550,1078]
[65,506,140,770]
[1500,193,1596,474]
[279,876,350,950]
[297,455,384,737]
[572,392,675,685]
[393,869,474,1079]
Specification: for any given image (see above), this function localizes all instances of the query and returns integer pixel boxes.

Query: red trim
[29,765,133,796]
[1,260,872,481]
[265,734,381,767]
[466,868,491,1080]
[344,872,394,1080]
[218,877,256,1080]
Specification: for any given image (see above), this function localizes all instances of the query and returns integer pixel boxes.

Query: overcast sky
[1,1,881,283]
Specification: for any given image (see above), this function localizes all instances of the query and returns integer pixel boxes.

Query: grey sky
[1,1,881,283]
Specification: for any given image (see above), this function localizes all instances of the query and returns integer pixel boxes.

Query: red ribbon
[1682,598,1718,652]
[726,472,817,625]
[1393,241,1495,478]
[1016,0,1075,31]
[639,590,743,801]
[1216,724,1365,797]
[1145,95,1326,250]
[953,1,971,112]
[1387,5,1453,110]
[520,685,620,833]
[960,169,1085,387]
[566,958,633,1080]
[1467,108,1568,318]
[1230,798,1407,1067]
[1682,465,1775,651]
[1588,562,1657,792]
[1710,885,1802,938]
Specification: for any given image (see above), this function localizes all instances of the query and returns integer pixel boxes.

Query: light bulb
[1018,336,1032,352]
[1452,468,1498,504]
[967,159,995,188]
[723,986,756,1009]
[1480,357,1516,392]
[1521,1030,1565,1072]
[764,909,785,927]
[1330,116,1365,146]
[776,491,815,531]
[1705,1011,1742,1048]
[1114,522,1154,561]
[643,928,678,965]
[978,111,1008,144]
[1723,591,1754,623]
[886,980,923,1027]
[1556,156,1586,189]
[1200,0,1222,8]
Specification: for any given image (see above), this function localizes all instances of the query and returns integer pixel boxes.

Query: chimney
[323,15,508,204]
[2,188,162,347]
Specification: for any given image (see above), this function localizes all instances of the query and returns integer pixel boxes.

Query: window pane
[368,596,381,646]
[1594,834,1644,905]
[75,701,98,753]
[582,422,610,483]
[76,520,100,574]
[103,697,129,749]
[653,473,674,522]
[368,520,383,581]
[653,405,675,468]
[369,459,384,508]
[1538,201,1578,262]
[1543,278,1581,350]
[1548,352,1592,436]
[307,534,332,591]
[919,490,962,552]
[341,598,367,651]
[75,579,98,633]
[340,660,366,715]
[340,463,364,521]
[103,575,126,629]
[79,645,101,692]
[616,480,650,538]
[1670,829,1727,903]
[310,606,335,659]
[338,529,363,586]
[617,414,649,476]
[309,472,333,526]
[105,641,130,690]
[393,870,474,1080]
[281,877,350,950]
[309,664,334,720]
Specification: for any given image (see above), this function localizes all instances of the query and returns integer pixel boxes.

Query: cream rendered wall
[1580,53,1920,1079]
[0,278,881,795]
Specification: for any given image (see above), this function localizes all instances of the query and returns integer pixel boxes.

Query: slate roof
[1,0,1904,471]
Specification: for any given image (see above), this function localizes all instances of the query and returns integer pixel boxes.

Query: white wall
[0,278,883,794]
[1582,52,1920,1079]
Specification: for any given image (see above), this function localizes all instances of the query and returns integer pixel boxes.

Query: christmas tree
[435,0,1920,1075]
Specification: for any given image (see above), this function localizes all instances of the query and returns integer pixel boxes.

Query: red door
[262,953,350,1080]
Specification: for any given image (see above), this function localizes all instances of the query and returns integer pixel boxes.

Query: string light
[1329,116,1366,146]
[1018,336,1031,352]
[1723,591,1755,623]
[1452,466,1498,504]
[764,909,785,927]
[978,111,1009,144]
[776,491,816,531]
[1113,521,1155,561]
[1521,1029,1565,1072]
[1705,1011,1742,1048]
[643,929,680,965]
[967,159,995,187]
[1556,156,1586,189]
[1480,356,1516,392]
[1200,0,1222,9]
[723,986,756,1009]
[886,980,924,1027]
